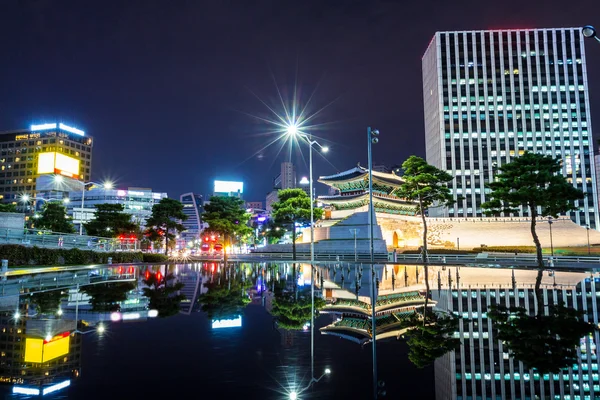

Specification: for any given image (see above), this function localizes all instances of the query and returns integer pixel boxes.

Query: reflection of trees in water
[29,290,65,315]
[405,312,460,369]
[271,289,325,331]
[80,282,137,312]
[197,265,251,321]
[489,269,597,373]
[143,272,186,318]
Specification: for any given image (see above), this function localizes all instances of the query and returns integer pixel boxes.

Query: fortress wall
[328,209,600,249]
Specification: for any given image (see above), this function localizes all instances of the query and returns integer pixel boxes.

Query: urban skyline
[2,1,600,202]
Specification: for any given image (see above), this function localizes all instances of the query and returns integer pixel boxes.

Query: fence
[0,228,140,252]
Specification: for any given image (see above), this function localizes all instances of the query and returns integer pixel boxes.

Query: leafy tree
[202,196,251,261]
[0,204,17,213]
[396,156,456,327]
[271,189,323,260]
[405,312,460,368]
[271,289,325,330]
[481,152,584,270]
[488,303,596,373]
[35,202,75,233]
[142,272,186,318]
[396,156,455,263]
[30,290,64,315]
[84,203,138,237]
[259,219,286,245]
[80,282,136,312]
[145,198,187,256]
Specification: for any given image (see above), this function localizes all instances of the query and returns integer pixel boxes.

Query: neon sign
[31,123,57,131]
[59,123,84,136]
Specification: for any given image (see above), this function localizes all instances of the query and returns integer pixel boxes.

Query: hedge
[401,249,478,255]
[471,246,537,254]
[0,244,168,267]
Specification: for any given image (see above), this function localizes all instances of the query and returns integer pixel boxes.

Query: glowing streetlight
[21,194,30,202]
[97,324,105,334]
[289,392,298,400]
[583,25,600,43]
[288,368,331,399]
[14,311,20,320]
[285,123,328,381]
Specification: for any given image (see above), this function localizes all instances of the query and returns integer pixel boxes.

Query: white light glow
[148,309,159,318]
[117,190,126,197]
[42,379,71,395]
[214,180,244,194]
[321,146,329,153]
[121,312,141,321]
[286,124,298,135]
[325,368,331,374]
[14,311,20,319]
[54,175,64,183]
[21,194,30,202]
[103,182,113,189]
[31,123,57,131]
[299,177,309,185]
[97,324,105,333]
[211,315,242,329]
[110,312,121,321]
[289,391,298,400]
[13,386,40,395]
[57,309,63,316]
[59,123,84,136]
[45,334,52,342]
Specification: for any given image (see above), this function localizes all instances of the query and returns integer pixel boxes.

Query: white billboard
[214,180,243,194]
[211,316,242,329]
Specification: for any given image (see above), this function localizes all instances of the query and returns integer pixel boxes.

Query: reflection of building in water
[320,290,434,345]
[433,267,600,400]
[0,310,81,393]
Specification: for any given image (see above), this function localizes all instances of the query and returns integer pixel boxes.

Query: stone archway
[393,231,399,248]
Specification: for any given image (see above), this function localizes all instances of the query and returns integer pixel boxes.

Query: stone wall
[0,213,24,231]
[372,211,600,250]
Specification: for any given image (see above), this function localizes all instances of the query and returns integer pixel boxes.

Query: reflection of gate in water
[393,231,399,248]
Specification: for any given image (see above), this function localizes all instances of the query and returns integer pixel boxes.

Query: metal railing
[0,228,140,252]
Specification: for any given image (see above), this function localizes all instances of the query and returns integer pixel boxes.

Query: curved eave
[319,167,404,187]
[374,300,429,313]
[319,193,415,208]
[321,305,370,315]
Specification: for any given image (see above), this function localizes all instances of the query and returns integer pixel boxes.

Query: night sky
[1,0,599,202]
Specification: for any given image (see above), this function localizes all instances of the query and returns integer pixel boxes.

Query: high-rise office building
[0,123,93,203]
[274,162,296,190]
[180,193,204,242]
[422,28,598,229]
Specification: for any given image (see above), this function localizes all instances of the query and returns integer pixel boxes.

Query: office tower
[372,163,390,174]
[180,192,204,242]
[0,123,93,203]
[66,186,167,231]
[273,162,296,190]
[422,28,598,229]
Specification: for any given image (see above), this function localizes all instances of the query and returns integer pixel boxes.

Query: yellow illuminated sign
[37,153,56,174]
[24,338,43,363]
[24,335,70,363]
[37,152,80,178]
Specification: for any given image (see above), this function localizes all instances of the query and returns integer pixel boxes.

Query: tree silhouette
[405,312,460,368]
[198,267,250,321]
[145,198,187,256]
[30,290,65,315]
[80,282,136,312]
[271,287,325,330]
[489,302,596,373]
[35,202,75,233]
[142,272,186,318]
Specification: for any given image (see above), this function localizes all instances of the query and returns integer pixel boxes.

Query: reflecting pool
[0,262,599,399]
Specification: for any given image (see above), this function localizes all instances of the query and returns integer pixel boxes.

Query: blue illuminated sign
[31,123,85,136]
[31,123,57,131]
[59,123,84,136]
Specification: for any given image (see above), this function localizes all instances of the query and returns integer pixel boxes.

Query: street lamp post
[583,25,600,43]
[367,126,379,400]
[286,125,328,383]
[548,217,554,258]
[54,175,113,235]
[587,224,591,256]
[288,368,331,400]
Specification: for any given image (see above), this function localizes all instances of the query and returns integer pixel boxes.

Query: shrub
[471,246,537,254]
[401,249,478,255]
[0,244,152,266]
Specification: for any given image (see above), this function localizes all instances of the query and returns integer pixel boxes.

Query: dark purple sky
[1,0,599,202]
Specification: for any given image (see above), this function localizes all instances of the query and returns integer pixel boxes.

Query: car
[213,243,223,253]
[200,243,211,253]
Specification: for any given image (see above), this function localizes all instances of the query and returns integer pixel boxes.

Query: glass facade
[422,28,599,229]
[434,275,600,400]
[179,192,203,242]
[0,127,93,202]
